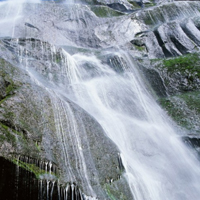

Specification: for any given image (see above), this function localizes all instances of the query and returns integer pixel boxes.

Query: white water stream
[0,0,40,37]
[0,0,200,199]
[59,50,200,200]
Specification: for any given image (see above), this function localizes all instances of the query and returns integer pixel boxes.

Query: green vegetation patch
[0,122,16,145]
[104,183,128,200]
[127,1,141,8]
[177,91,200,114]
[144,1,156,8]
[55,52,62,64]
[152,53,200,93]
[5,82,16,95]
[90,6,124,18]
[162,53,200,78]
[0,59,21,105]
[12,158,46,178]
[105,184,117,200]
[0,95,11,105]
[159,97,190,128]
[159,91,200,131]
[0,82,17,105]
[12,158,58,179]
[35,141,41,151]
[134,45,146,51]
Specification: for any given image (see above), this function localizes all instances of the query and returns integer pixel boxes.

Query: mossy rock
[104,176,133,200]
[0,122,16,145]
[0,57,48,158]
[127,0,141,8]
[11,158,58,179]
[162,53,200,78]
[90,5,124,18]
[158,91,200,133]
[152,53,200,94]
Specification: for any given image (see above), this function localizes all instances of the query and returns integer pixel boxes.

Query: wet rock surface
[0,36,132,199]
[0,0,200,199]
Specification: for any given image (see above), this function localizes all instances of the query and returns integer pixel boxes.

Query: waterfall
[0,0,40,38]
[0,0,200,200]
[59,50,200,200]
[21,44,200,199]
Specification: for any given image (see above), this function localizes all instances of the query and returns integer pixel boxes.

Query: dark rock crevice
[25,23,40,31]
[180,21,200,47]
[153,29,173,58]
[0,156,87,200]
[169,36,190,55]
[117,153,125,172]
[142,67,167,97]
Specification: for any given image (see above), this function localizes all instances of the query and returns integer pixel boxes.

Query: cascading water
[1,0,200,200]
[59,50,200,200]
[0,0,40,38]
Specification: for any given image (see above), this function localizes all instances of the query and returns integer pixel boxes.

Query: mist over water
[0,0,33,38]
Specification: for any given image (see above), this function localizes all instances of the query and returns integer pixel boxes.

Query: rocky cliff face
[1,0,200,199]
[129,1,200,153]
[0,36,133,198]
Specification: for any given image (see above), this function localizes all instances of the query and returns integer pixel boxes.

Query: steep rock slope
[1,0,200,199]
[0,37,133,199]
[130,2,200,152]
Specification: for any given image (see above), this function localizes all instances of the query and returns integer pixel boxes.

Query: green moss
[0,58,6,68]
[144,2,156,8]
[142,5,167,26]
[0,120,25,139]
[13,129,25,139]
[12,159,48,179]
[159,98,190,128]
[90,6,124,18]
[0,85,14,105]
[55,53,61,64]
[11,158,59,179]
[0,76,19,106]
[162,53,200,78]
[153,53,200,91]
[104,183,127,200]
[2,112,15,122]
[178,91,200,114]
[0,120,31,150]
[143,15,154,25]
[127,1,141,8]
[35,142,41,151]
[0,122,16,144]
[5,82,16,95]
[105,184,117,200]
[135,45,146,51]
[55,58,61,63]
[0,95,11,105]
[0,134,6,142]
[159,91,200,130]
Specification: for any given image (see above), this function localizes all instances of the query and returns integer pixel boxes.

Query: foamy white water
[59,51,200,200]
[1,0,200,199]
